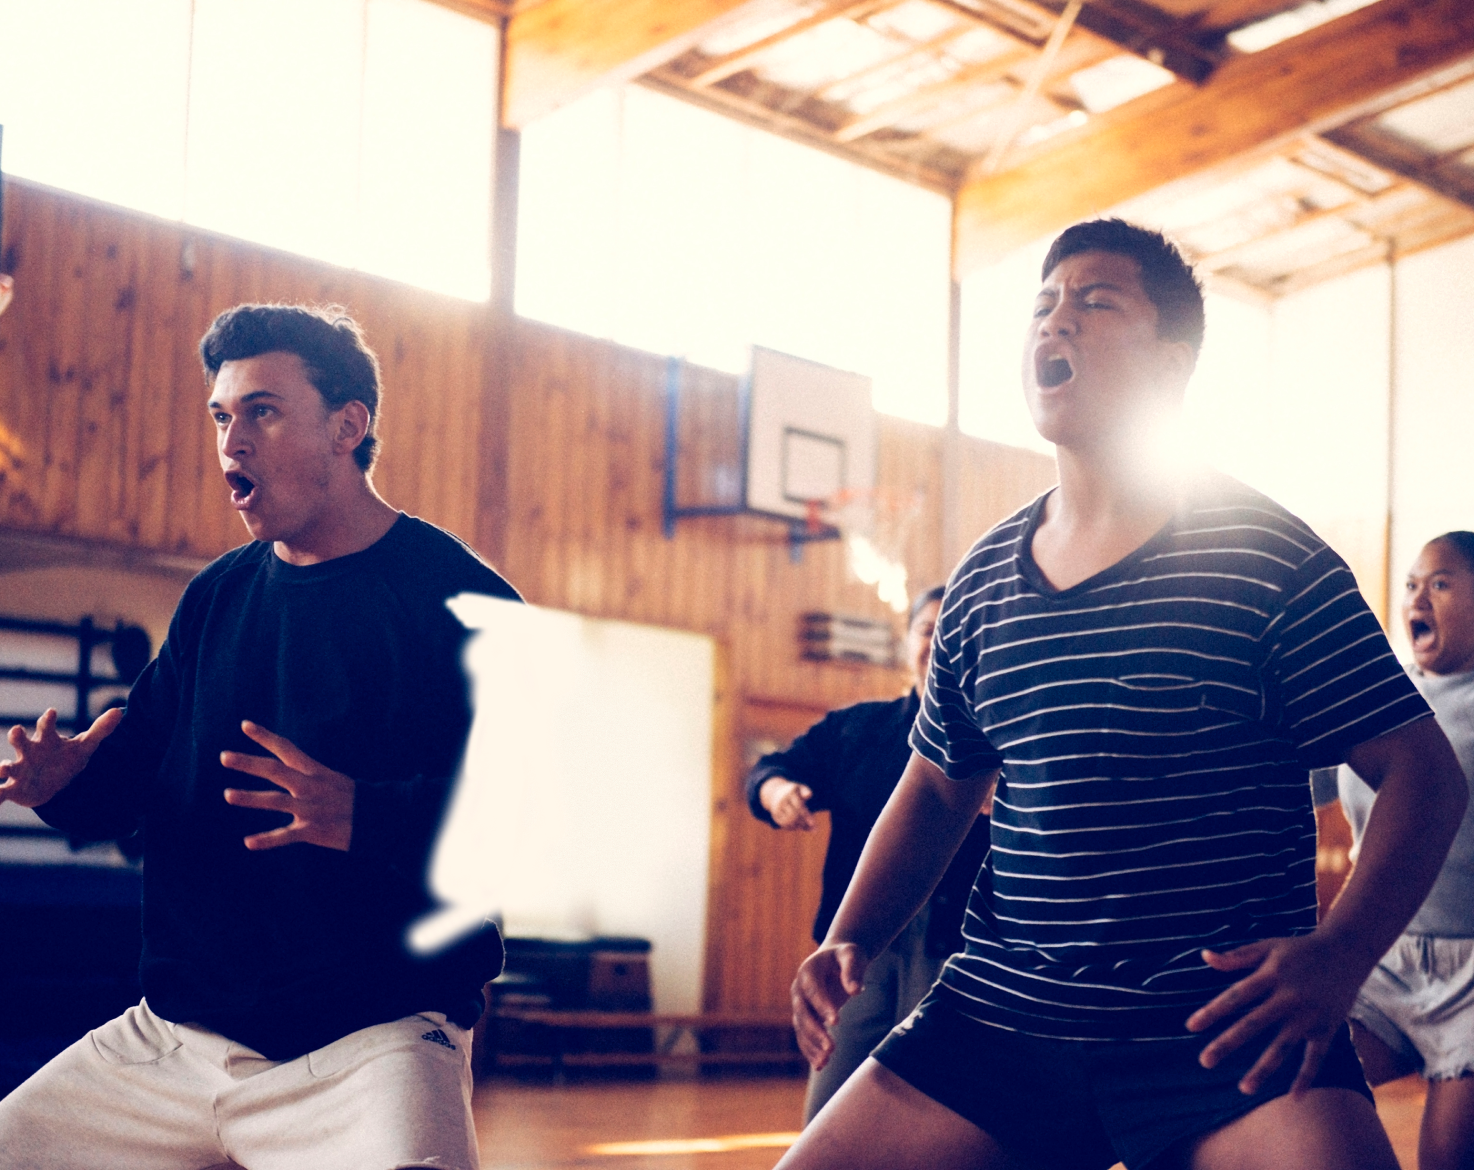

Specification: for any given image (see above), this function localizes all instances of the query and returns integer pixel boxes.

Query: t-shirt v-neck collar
[1014,487,1185,601]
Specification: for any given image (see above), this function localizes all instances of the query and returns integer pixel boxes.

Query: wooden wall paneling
[39,197,90,536]
[0,181,56,526]
[168,231,233,559]
[127,219,183,551]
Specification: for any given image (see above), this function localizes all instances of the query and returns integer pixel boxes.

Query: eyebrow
[1034,281,1129,299]
[206,389,281,411]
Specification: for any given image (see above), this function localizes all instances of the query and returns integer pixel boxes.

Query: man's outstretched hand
[1186,933,1367,1097]
[791,942,869,1069]
[222,721,354,852]
[0,707,124,808]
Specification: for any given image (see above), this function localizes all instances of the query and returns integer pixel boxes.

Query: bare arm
[791,751,995,1067]
[1190,716,1467,1093]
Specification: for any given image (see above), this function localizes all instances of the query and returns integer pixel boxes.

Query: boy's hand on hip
[791,942,868,1069]
[1186,933,1366,1096]
[222,721,355,851]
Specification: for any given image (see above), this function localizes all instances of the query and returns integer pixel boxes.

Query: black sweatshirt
[745,691,991,953]
[37,515,520,1060]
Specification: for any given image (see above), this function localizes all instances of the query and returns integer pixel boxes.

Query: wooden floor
[472,1072,1430,1170]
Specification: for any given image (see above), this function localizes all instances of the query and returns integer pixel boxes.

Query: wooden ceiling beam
[953,0,1474,278]
[502,0,767,128]
[1031,0,1219,83]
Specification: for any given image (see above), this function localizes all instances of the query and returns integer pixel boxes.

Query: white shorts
[1351,934,1474,1082]
[0,1000,479,1170]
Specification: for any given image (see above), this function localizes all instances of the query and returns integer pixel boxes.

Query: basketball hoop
[804,498,825,536]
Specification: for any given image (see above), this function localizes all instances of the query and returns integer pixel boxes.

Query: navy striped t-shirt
[910,472,1430,1041]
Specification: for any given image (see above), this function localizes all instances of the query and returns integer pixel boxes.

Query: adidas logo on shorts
[421,1028,457,1050]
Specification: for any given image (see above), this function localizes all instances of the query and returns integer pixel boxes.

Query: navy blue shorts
[872,990,1373,1170]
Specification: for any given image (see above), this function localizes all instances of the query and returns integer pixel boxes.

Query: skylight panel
[1373,78,1474,156]
[1069,54,1175,114]
[1226,0,1380,54]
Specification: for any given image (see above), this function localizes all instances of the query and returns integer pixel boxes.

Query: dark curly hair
[1041,219,1206,357]
[199,304,383,471]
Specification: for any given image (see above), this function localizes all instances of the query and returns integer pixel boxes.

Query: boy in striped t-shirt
[776,220,1468,1170]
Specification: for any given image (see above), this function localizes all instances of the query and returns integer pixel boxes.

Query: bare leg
[1419,1075,1474,1170]
[776,1058,1027,1170]
[1185,1088,1398,1170]
[1350,1019,1419,1087]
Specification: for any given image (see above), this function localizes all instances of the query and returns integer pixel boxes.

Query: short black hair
[909,585,946,628]
[1041,219,1205,356]
[199,304,383,471]
[1431,531,1474,575]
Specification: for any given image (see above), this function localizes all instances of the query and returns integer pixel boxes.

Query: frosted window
[0,0,192,220]
[0,0,494,300]
[518,84,951,425]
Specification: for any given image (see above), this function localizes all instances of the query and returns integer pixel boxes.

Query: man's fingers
[1236,1024,1303,1095]
[79,706,125,745]
[1186,973,1268,1034]
[35,709,59,740]
[219,750,293,789]
[797,785,813,802]
[223,787,291,812]
[791,984,835,1068]
[1197,997,1281,1068]
[7,723,26,750]
[240,721,318,774]
[242,823,302,851]
[836,948,867,997]
[1201,942,1269,971]
[1289,1035,1330,1097]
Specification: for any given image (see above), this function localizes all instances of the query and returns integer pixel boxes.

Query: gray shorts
[1351,934,1474,1081]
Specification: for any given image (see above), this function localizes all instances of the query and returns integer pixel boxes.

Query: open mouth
[226,471,258,507]
[1410,617,1434,647]
[1038,356,1073,389]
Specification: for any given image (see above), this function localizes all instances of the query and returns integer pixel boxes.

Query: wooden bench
[479,1009,804,1074]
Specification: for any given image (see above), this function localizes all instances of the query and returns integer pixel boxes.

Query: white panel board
[414,597,715,1013]
[746,346,876,521]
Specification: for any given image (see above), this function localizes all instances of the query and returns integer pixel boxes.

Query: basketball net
[823,489,922,616]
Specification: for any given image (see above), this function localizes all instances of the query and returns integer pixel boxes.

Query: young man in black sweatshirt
[0,305,518,1170]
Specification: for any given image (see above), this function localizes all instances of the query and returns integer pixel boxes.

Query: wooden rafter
[1030,0,1219,83]
[502,0,765,128]
[690,0,889,88]
[952,0,1474,277]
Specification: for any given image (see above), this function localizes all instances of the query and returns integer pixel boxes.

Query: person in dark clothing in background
[747,585,991,1122]
[0,304,518,1170]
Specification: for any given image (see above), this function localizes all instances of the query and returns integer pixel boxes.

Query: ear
[1158,338,1197,395]
[330,400,372,459]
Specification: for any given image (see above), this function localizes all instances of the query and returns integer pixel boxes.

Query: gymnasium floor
[471,1072,1429,1170]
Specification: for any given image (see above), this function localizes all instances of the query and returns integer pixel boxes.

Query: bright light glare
[957,239,1054,453]
[958,240,1385,529]
[0,0,495,301]
[586,1132,801,1156]
[186,0,364,268]
[359,0,494,299]
[517,85,951,424]
[0,0,191,220]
